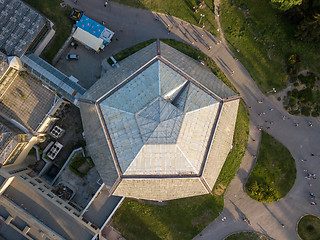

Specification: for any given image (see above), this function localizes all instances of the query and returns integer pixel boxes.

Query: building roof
[0,71,57,133]
[3,178,96,240]
[0,52,9,77]
[21,53,86,102]
[76,15,114,43]
[0,121,17,163]
[79,41,239,200]
[73,27,104,51]
[98,59,221,175]
[0,0,45,57]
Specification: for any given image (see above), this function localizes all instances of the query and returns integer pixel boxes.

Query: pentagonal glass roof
[99,60,219,175]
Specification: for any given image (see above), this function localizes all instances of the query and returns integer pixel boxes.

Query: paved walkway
[64,1,320,239]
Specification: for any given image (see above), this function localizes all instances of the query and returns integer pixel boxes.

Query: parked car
[66,54,79,61]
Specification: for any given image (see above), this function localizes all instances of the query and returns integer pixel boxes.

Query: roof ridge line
[96,56,159,103]
[122,145,146,175]
[99,103,134,115]
[158,56,223,102]
[185,102,219,115]
[176,144,198,174]
[223,95,241,102]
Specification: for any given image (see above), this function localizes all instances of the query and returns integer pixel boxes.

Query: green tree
[296,12,320,42]
[270,0,303,11]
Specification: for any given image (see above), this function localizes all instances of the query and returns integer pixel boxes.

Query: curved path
[64,1,320,239]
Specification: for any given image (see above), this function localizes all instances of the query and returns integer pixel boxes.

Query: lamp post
[267,88,276,94]
[199,14,205,24]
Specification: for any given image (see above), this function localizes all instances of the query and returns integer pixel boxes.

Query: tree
[270,0,303,11]
[295,12,320,42]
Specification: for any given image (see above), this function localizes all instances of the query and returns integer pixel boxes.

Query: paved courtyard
[55,45,103,89]
[54,159,101,208]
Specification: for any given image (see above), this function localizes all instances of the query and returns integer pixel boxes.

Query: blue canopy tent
[75,15,114,46]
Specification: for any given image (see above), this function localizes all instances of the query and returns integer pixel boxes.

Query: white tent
[73,28,104,51]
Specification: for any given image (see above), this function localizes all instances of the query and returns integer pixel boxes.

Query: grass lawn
[245,131,296,202]
[225,232,270,240]
[111,39,249,239]
[220,0,320,93]
[108,39,157,64]
[298,215,320,240]
[69,152,94,178]
[24,0,73,62]
[110,0,218,36]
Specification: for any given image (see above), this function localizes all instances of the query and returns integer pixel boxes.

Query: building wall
[202,99,240,189]
[113,177,208,201]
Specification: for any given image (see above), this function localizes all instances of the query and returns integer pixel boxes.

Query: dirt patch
[192,210,212,226]
[77,161,90,173]
[213,184,226,196]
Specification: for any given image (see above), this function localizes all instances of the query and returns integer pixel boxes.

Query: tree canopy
[296,12,320,42]
[270,0,303,11]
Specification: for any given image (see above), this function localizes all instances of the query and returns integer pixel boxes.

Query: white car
[66,54,79,61]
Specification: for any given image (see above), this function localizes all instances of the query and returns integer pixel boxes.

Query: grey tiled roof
[159,42,236,99]
[78,101,118,190]
[0,0,45,57]
[79,40,238,194]
[0,120,16,163]
[21,54,86,102]
[0,51,9,77]
[82,41,158,101]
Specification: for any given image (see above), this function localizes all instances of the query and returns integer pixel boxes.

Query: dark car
[66,54,79,61]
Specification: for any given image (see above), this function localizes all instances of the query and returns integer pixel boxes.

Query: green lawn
[245,131,296,202]
[108,39,157,64]
[111,39,249,239]
[24,0,73,62]
[111,0,218,36]
[298,215,320,240]
[225,232,270,240]
[220,0,320,93]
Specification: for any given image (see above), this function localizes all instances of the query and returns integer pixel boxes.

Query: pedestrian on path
[104,1,108,7]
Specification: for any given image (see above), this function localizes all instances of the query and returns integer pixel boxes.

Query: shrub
[293,82,299,87]
[288,98,296,106]
[291,88,299,98]
[298,88,313,103]
[313,90,320,102]
[301,106,311,116]
[287,66,297,77]
[311,111,320,117]
[247,181,279,202]
[299,72,317,89]
[289,108,300,115]
[69,152,94,178]
[288,54,300,65]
